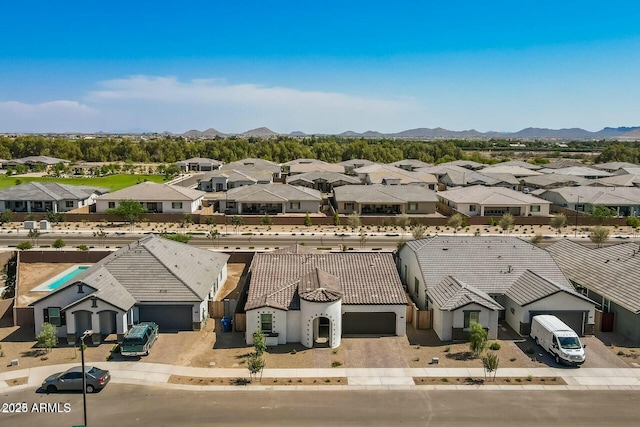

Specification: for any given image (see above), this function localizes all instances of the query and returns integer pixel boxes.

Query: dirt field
[16,262,77,307]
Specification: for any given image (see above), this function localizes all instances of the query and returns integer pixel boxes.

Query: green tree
[469,321,488,358]
[499,213,515,235]
[347,212,361,231]
[36,323,58,353]
[482,351,500,381]
[447,213,464,233]
[28,229,41,247]
[105,199,146,231]
[93,228,108,247]
[396,214,410,234]
[626,217,640,236]
[77,244,89,251]
[411,224,426,239]
[207,229,220,247]
[16,241,33,251]
[590,204,615,225]
[231,216,245,234]
[247,352,265,382]
[52,239,65,250]
[260,213,273,226]
[333,211,340,226]
[0,209,14,225]
[549,213,567,236]
[589,225,610,248]
[161,233,191,243]
[304,212,312,227]
[253,330,267,356]
[530,233,543,245]
[45,210,64,225]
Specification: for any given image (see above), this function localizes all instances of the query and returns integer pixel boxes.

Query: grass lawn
[0,174,167,191]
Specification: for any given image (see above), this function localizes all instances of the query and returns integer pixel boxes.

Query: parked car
[530,314,586,366]
[121,322,159,356]
[42,366,111,393]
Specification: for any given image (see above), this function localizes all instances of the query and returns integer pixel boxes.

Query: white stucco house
[437,185,551,217]
[0,182,108,213]
[95,182,206,214]
[245,247,407,349]
[31,236,228,345]
[397,236,595,341]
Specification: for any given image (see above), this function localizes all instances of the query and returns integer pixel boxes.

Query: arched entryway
[73,310,92,339]
[314,317,331,347]
[98,310,117,338]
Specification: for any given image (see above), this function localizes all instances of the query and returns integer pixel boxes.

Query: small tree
[207,229,220,248]
[161,233,191,243]
[253,330,267,356]
[77,244,89,251]
[482,351,500,381]
[590,204,615,225]
[0,209,14,225]
[412,224,426,239]
[260,213,273,226]
[28,229,41,247]
[304,212,312,227]
[626,217,640,237]
[45,210,65,226]
[333,211,340,226]
[589,225,610,248]
[347,212,361,231]
[52,239,65,250]
[530,233,543,245]
[447,213,464,233]
[549,213,567,236]
[499,213,515,235]
[36,323,58,353]
[247,352,265,382]
[105,199,146,232]
[469,321,488,358]
[16,241,33,251]
[396,214,410,234]
[359,231,368,249]
[93,228,108,247]
[231,216,245,234]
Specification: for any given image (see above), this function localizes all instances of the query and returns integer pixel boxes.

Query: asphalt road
[1,385,639,426]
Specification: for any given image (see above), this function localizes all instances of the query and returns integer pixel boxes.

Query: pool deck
[16,262,79,307]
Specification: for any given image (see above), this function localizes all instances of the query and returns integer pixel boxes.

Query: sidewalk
[2,362,639,393]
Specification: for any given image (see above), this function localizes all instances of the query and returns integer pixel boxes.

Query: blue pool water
[32,265,90,292]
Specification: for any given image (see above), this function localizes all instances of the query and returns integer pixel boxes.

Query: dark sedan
[42,366,110,393]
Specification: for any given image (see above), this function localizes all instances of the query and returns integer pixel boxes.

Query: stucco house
[537,186,640,217]
[286,172,361,193]
[547,239,640,343]
[95,182,205,214]
[397,236,595,341]
[31,236,229,345]
[0,182,108,213]
[220,184,322,214]
[245,249,407,349]
[174,157,222,172]
[437,185,551,217]
[333,184,438,215]
[283,159,344,175]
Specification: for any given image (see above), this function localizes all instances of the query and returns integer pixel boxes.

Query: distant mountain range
[180,126,640,140]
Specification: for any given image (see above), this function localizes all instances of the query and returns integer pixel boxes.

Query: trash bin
[221,317,232,332]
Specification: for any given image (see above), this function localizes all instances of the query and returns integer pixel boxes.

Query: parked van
[121,322,159,356]
[530,315,585,366]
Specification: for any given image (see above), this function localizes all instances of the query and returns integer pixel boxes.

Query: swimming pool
[31,265,90,292]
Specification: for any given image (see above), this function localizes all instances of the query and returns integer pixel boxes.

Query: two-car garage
[138,305,194,331]
[529,310,588,336]
[342,311,399,335]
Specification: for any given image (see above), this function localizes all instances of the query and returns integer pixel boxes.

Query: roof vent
[442,248,448,251]
[159,289,168,293]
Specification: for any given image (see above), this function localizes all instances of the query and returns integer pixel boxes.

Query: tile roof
[538,166,613,177]
[298,268,343,303]
[480,165,543,177]
[437,185,551,205]
[246,252,406,310]
[287,172,361,186]
[0,182,108,201]
[430,276,503,311]
[546,239,640,314]
[506,269,593,306]
[520,173,588,188]
[201,168,274,183]
[334,184,438,203]
[98,182,205,201]
[226,184,322,202]
[538,186,640,205]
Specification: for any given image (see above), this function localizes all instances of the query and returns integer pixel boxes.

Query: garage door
[342,312,396,335]
[529,311,585,336]
[138,305,193,331]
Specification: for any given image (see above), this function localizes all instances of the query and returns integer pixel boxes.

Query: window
[77,284,84,293]
[108,202,116,209]
[45,307,64,327]
[531,205,540,213]
[260,313,272,333]
[290,202,300,210]
[414,277,419,296]
[172,202,183,209]
[65,201,74,208]
[408,203,418,212]
[463,311,480,329]
[469,205,476,212]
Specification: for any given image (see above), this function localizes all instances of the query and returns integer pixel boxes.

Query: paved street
[2,385,639,426]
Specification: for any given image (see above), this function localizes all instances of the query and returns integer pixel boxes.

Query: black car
[42,366,110,393]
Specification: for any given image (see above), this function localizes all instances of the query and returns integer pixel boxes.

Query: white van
[530,315,585,366]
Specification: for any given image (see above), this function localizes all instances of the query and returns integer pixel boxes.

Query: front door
[314,317,330,347]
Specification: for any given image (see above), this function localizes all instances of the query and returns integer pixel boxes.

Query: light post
[80,329,93,427]
[574,196,582,237]
[224,190,228,235]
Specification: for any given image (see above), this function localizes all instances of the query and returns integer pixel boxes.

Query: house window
[531,205,540,213]
[260,313,273,333]
[414,277,419,296]
[290,202,300,210]
[408,203,418,212]
[65,201,74,208]
[469,205,476,212]
[172,202,183,209]
[77,283,84,293]
[45,307,64,327]
[344,203,355,211]
[463,311,480,330]
[91,296,98,308]
[108,202,116,209]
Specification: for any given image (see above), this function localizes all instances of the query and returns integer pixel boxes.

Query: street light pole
[574,196,581,238]
[80,329,93,427]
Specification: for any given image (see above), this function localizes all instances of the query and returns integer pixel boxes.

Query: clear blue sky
[1,1,639,134]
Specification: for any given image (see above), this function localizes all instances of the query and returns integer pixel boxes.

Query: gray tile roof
[287,172,361,186]
[222,158,281,174]
[246,252,406,310]
[438,185,551,205]
[506,269,593,306]
[430,276,503,311]
[174,157,222,166]
[0,182,108,201]
[546,239,640,314]
[284,159,345,174]
[404,236,572,295]
[334,184,438,204]
[32,236,229,308]
[7,155,69,165]
[538,186,640,205]
[98,182,205,201]
[538,166,613,177]
[226,184,322,202]
[521,173,588,188]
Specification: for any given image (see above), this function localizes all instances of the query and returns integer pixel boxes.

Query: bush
[331,361,342,368]
[489,342,501,351]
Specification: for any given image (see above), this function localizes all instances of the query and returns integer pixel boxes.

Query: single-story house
[353,164,437,187]
[220,184,322,214]
[174,157,222,172]
[3,156,70,169]
[480,160,542,171]
[388,159,432,171]
[546,239,640,343]
[0,182,108,213]
[286,172,361,192]
[31,235,229,344]
[283,159,344,175]
[480,165,543,178]
[223,158,282,178]
[336,159,378,174]
[593,162,639,173]
[537,186,640,216]
[245,249,407,348]
[397,236,595,341]
[519,173,588,190]
[436,168,519,189]
[197,169,274,192]
[537,166,613,179]
[437,185,551,217]
[333,184,438,215]
[95,182,206,214]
